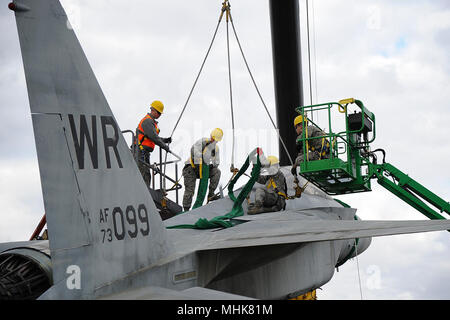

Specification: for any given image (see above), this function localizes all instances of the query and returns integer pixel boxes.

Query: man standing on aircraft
[135,100,172,187]
[248,156,287,215]
[182,128,223,211]
[291,115,330,175]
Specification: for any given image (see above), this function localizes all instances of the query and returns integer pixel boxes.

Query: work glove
[161,143,170,153]
[291,165,298,176]
[162,137,172,144]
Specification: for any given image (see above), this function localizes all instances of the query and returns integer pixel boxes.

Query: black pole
[269,0,304,166]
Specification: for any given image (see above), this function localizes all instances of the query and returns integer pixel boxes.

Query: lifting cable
[169,0,294,199]
[227,7,293,165]
[306,0,319,122]
[354,238,364,300]
[163,3,227,199]
[306,0,313,114]
[169,7,224,139]
[224,1,236,169]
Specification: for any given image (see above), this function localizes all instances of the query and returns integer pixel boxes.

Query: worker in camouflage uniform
[248,156,287,215]
[182,128,223,211]
[291,115,330,175]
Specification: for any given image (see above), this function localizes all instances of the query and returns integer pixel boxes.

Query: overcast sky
[0,0,449,300]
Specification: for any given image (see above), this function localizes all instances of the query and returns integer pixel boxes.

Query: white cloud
[0,159,44,242]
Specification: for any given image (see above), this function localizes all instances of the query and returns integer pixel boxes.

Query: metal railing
[122,130,182,205]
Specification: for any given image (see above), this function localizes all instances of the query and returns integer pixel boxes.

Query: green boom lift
[295,98,450,221]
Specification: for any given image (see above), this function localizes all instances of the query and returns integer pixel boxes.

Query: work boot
[207,194,220,203]
[269,198,284,212]
[247,201,264,215]
[183,206,190,212]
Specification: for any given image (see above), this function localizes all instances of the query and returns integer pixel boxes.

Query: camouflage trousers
[254,188,285,210]
[136,149,151,187]
[182,164,221,209]
[294,150,321,166]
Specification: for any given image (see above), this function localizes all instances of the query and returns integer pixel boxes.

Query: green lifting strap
[192,163,210,210]
[167,152,262,229]
[226,153,261,218]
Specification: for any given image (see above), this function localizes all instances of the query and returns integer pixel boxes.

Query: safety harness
[186,139,219,209]
[310,138,330,159]
[189,139,217,178]
[266,177,288,200]
[298,125,330,160]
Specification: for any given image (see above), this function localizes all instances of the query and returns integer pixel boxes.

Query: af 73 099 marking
[99,204,150,243]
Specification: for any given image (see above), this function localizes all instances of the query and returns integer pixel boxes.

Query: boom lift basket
[295,99,449,223]
[295,98,376,195]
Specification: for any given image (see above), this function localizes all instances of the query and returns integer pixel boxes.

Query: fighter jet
[1,0,449,300]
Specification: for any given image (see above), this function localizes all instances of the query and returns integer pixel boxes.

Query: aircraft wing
[199,218,450,250]
[165,209,450,253]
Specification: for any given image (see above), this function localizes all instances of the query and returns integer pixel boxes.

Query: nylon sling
[167,152,261,229]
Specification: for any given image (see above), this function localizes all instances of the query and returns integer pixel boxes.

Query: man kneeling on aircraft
[248,156,288,215]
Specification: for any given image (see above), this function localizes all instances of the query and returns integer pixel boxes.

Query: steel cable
[170,12,224,138]
[226,14,236,167]
[229,12,294,165]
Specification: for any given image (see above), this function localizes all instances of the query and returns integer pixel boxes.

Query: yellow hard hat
[267,155,279,166]
[294,115,308,127]
[151,100,164,114]
[210,128,224,142]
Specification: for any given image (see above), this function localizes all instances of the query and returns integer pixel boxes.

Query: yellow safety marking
[289,290,317,300]
[339,98,355,105]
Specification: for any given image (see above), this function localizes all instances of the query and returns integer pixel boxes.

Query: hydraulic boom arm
[370,162,450,221]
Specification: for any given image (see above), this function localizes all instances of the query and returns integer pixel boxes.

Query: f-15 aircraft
[1,0,449,300]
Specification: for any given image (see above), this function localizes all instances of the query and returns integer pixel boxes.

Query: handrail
[122,130,182,205]
[296,100,376,142]
[295,100,376,164]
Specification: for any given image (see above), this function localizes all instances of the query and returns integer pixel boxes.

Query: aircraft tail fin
[10,0,172,298]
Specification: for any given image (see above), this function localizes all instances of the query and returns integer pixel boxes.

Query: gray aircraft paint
[3,0,450,299]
